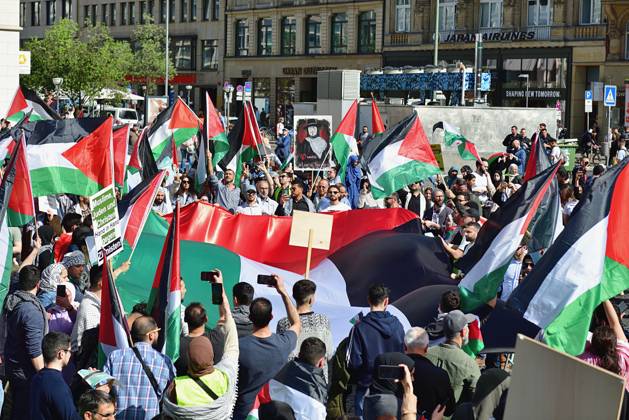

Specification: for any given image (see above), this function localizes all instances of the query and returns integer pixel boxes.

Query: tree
[23,19,133,107]
[130,17,176,95]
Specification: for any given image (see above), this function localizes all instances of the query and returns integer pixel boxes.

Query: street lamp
[52,77,63,114]
[142,84,147,127]
[518,74,529,108]
[185,85,192,106]
[223,83,234,133]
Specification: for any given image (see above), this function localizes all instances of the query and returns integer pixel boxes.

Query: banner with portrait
[293,116,332,171]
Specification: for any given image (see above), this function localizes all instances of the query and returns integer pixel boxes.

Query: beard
[462,334,470,347]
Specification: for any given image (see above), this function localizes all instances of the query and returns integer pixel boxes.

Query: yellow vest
[174,370,229,407]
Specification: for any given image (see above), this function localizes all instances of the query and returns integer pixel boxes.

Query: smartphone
[200,270,219,282]
[57,284,66,298]
[377,365,405,381]
[257,274,277,287]
[504,175,511,183]
[211,283,223,305]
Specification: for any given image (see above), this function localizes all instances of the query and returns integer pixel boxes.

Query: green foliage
[130,16,176,94]
[23,19,133,105]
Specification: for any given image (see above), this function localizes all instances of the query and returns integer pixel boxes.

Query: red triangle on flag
[169,98,200,130]
[113,125,130,186]
[371,94,385,135]
[398,115,439,167]
[206,93,224,139]
[7,87,27,118]
[128,128,146,171]
[62,117,114,188]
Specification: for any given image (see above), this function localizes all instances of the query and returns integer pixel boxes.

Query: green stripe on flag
[30,166,103,197]
[173,128,199,147]
[372,160,440,199]
[211,132,230,168]
[7,207,33,227]
[331,132,352,183]
[460,262,510,312]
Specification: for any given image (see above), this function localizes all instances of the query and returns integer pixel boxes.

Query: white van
[100,106,140,126]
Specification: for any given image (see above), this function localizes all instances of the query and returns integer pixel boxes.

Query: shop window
[331,13,348,54]
[236,19,249,56]
[180,0,187,21]
[358,11,376,54]
[173,38,195,70]
[110,3,116,25]
[395,0,410,32]
[101,3,107,24]
[502,57,567,89]
[258,18,273,56]
[439,0,456,31]
[306,15,321,54]
[254,78,271,118]
[62,0,72,18]
[190,0,196,21]
[528,0,550,26]
[201,39,218,69]
[276,78,295,126]
[47,0,56,25]
[32,1,41,26]
[480,0,501,28]
[202,0,209,20]
[281,17,297,55]
[580,0,600,24]
[121,2,128,24]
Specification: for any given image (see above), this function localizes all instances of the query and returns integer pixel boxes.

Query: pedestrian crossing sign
[604,85,617,107]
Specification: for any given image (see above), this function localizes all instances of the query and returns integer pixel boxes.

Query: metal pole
[587,112,590,132]
[473,36,478,105]
[433,0,439,101]
[165,0,169,100]
[56,86,60,114]
[460,64,465,106]
[526,77,529,108]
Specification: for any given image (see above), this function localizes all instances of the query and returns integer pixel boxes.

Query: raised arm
[272,275,301,335]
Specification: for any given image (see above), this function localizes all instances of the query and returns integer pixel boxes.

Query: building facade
[19,0,225,110]
[223,0,383,126]
[1,0,21,116]
[382,0,629,136]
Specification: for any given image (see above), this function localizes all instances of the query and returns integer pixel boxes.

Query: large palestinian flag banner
[458,162,561,311]
[6,86,60,123]
[509,158,629,355]
[24,117,114,197]
[363,113,440,199]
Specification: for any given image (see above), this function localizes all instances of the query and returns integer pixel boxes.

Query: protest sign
[289,210,333,278]
[90,185,123,264]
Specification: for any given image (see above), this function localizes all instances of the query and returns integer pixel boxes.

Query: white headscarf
[40,263,65,293]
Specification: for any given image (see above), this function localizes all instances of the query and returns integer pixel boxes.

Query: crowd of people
[2,111,629,420]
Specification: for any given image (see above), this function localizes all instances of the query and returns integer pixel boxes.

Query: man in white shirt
[255,179,278,215]
[471,159,494,203]
[500,244,527,301]
[321,185,351,212]
[236,189,263,215]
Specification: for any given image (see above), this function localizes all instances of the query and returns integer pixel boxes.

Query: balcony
[384,32,423,47]
[567,24,607,41]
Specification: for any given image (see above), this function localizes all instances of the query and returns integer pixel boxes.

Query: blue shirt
[500,258,522,301]
[29,368,80,420]
[104,342,175,420]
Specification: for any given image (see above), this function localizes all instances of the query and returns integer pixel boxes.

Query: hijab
[40,263,65,293]
[187,336,215,378]
[345,155,362,209]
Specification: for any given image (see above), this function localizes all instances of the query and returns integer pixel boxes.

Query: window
[121,2,127,24]
[46,0,56,25]
[331,13,348,54]
[148,0,153,17]
[626,23,629,60]
[190,0,196,21]
[211,0,218,20]
[480,0,501,28]
[62,0,72,18]
[160,0,166,22]
[83,5,89,25]
[358,11,376,53]
[173,38,195,70]
[281,17,296,55]
[528,0,550,25]
[101,3,108,24]
[236,19,249,56]
[580,0,600,24]
[306,15,321,54]
[169,0,175,21]
[180,0,187,21]
[31,1,41,26]
[395,0,410,32]
[201,39,218,69]
[258,18,273,55]
[202,0,209,20]
[91,4,96,24]
[20,2,26,27]
[110,3,116,25]
[129,2,136,23]
[140,1,146,23]
[439,0,456,31]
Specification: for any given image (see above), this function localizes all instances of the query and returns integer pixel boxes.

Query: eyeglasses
[182,180,190,184]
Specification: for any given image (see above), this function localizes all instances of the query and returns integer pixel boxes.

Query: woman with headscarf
[49,281,79,384]
[37,263,69,310]
[345,155,362,209]
[363,352,415,420]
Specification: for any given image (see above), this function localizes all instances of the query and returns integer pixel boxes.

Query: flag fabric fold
[364,113,440,199]
[330,100,358,183]
[509,158,629,355]
[6,86,60,123]
[5,136,35,226]
[371,94,385,135]
[113,124,130,190]
[147,203,182,362]
[458,162,562,311]
[195,132,208,192]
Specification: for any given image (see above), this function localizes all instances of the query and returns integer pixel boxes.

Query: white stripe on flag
[442,121,461,135]
[27,143,75,171]
[268,379,327,420]
[523,217,608,328]
[367,141,412,190]
[0,218,11,285]
[148,121,172,149]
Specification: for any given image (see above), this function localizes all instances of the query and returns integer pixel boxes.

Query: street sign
[585,99,593,113]
[244,81,252,98]
[604,85,617,107]
[17,51,30,75]
[585,90,592,100]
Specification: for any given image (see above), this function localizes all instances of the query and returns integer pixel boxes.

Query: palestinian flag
[330,100,358,182]
[119,170,166,252]
[0,137,15,163]
[126,128,158,192]
[6,86,60,123]
[113,125,130,190]
[371,94,385,135]
[113,203,456,349]
[458,162,562,311]
[218,102,260,181]
[461,316,484,357]
[147,97,199,163]
[4,136,35,226]
[195,131,208,192]
[509,158,629,355]
[487,152,509,169]
[147,202,182,362]
[364,113,440,199]
[522,131,563,251]
[205,92,229,167]
[98,252,132,368]
[433,121,482,162]
[25,117,114,197]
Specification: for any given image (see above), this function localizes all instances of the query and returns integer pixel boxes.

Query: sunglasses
[247,191,256,194]
[182,180,190,184]
[524,263,534,268]
[329,191,340,194]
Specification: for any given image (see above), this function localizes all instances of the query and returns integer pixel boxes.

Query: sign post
[585,90,593,131]
[604,85,617,159]
[289,211,333,279]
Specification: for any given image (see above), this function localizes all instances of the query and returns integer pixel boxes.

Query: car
[99,106,140,126]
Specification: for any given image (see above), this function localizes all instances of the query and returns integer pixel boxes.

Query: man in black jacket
[404,327,456,417]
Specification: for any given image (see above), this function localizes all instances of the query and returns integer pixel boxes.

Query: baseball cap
[246,188,257,194]
[443,310,476,338]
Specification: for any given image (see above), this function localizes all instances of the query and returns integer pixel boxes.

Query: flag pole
[305,228,313,279]
[310,147,333,192]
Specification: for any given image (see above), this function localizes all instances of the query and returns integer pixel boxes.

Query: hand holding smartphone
[377,365,405,380]
[257,274,277,287]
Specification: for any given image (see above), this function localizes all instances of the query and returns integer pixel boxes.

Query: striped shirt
[104,342,175,420]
